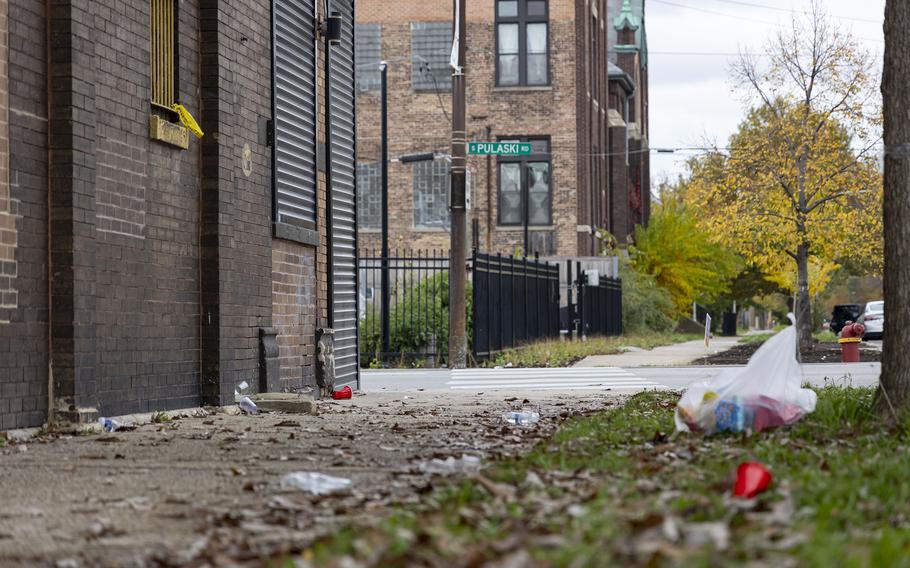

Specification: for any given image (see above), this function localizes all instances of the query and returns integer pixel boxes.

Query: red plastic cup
[331,386,353,400]
[733,462,772,499]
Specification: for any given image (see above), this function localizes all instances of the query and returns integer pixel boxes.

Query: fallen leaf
[475,475,516,501]
[683,522,730,550]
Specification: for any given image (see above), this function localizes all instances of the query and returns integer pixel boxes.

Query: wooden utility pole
[880,0,910,415]
[448,0,468,368]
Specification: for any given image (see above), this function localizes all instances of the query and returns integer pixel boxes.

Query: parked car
[858,301,884,340]
[830,304,862,335]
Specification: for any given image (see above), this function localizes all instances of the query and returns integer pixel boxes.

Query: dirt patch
[698,341,882,365]
[0,391,617,567]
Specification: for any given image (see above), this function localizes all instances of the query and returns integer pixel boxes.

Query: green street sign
[468,141,532,156]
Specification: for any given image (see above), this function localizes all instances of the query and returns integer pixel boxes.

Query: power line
[637,50,759,56]
[650,0,885,43]
[703,0,882,24]
[650,0,783,25]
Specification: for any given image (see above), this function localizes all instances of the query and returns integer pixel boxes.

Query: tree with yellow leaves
[631,197,740,315]
[683,5,883,349]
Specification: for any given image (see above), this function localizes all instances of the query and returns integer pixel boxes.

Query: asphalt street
[361,362,882,393]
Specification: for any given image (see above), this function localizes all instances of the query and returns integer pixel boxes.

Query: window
[496,0,548,87]
[150,0,178,110]
[356,162,381,229]
[355,24,381,92]
[413,159,450,229]
[411,23,452,92]
[498,138,551,226]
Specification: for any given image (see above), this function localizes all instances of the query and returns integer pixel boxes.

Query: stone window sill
[149,115,189,149]
[492,85,553,93]
[496,225,555,232]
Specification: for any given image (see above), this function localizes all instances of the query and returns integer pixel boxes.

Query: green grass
[813,330,838,343]
[484,333,703,368]
[297,387,910,567]
[739,330,839,346]
[738,332,776,344]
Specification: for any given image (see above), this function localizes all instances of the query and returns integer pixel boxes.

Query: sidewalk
[573,335,743,368]
[0,391,615,567]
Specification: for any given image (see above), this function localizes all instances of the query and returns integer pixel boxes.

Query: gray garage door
[273,0,317,228]
[329,0,360,388]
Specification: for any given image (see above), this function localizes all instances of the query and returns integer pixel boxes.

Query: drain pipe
[316,2,344,396]
[45,0,55,427]
[321,0,338,328]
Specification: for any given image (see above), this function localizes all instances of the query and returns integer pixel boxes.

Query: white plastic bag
[675,315,817,435]
[280,472,352,495]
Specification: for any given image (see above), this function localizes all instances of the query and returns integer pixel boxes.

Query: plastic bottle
[239,396,259,415]
[503,410,540,426]
[98,417,122,433]
[233,380,250,402]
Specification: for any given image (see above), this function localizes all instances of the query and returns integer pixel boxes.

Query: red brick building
[0,0,358,430]
[354,0,650,257]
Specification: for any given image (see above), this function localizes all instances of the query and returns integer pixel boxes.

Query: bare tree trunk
[795,242,812,350]
[880,0,910,416]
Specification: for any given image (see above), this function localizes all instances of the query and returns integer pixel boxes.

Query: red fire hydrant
[838,322,865,363]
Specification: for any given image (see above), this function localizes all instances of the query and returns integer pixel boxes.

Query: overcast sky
[646,0,886,187]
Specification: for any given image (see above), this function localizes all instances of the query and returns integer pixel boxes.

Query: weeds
[151,411,172,424]
[738,332,776,344]
[300,387,910,567]
[486,333,702,368]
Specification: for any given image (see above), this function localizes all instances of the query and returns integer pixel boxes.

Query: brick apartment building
[0,0,359,430]
[354,0,650,257]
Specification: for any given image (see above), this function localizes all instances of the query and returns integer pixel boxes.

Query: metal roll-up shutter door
[329,0,359,388]
[273,0,317,227]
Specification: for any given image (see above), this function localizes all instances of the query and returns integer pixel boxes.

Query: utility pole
[448,0,468,369]
[380,61,391,357]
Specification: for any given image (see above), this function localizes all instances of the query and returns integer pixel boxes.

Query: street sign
[468,141,532,156]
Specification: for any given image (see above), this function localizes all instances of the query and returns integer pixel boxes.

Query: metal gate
[272,0,318,228]
[329,0,360,388]
[577,271,623,337]
[472,252,561,361]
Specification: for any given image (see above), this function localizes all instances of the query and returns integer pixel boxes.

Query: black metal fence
[358,250,450,366]
[472,252,561,361]
[358,250,621,367]
[577,270,623,337]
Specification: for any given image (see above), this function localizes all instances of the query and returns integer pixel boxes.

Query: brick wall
[0,0,13,315]
[356,0,581,257]
[200,0,277,406]
[0,0,338,429]
[0,0,48,430]
[271,240,316,389]
[91,0,203,415]
[609,118,630,242]
[265,0,331,393]
[355,0,648,259]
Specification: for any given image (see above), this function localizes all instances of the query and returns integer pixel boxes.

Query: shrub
[620,261,676,334]
[360,272,472,363]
